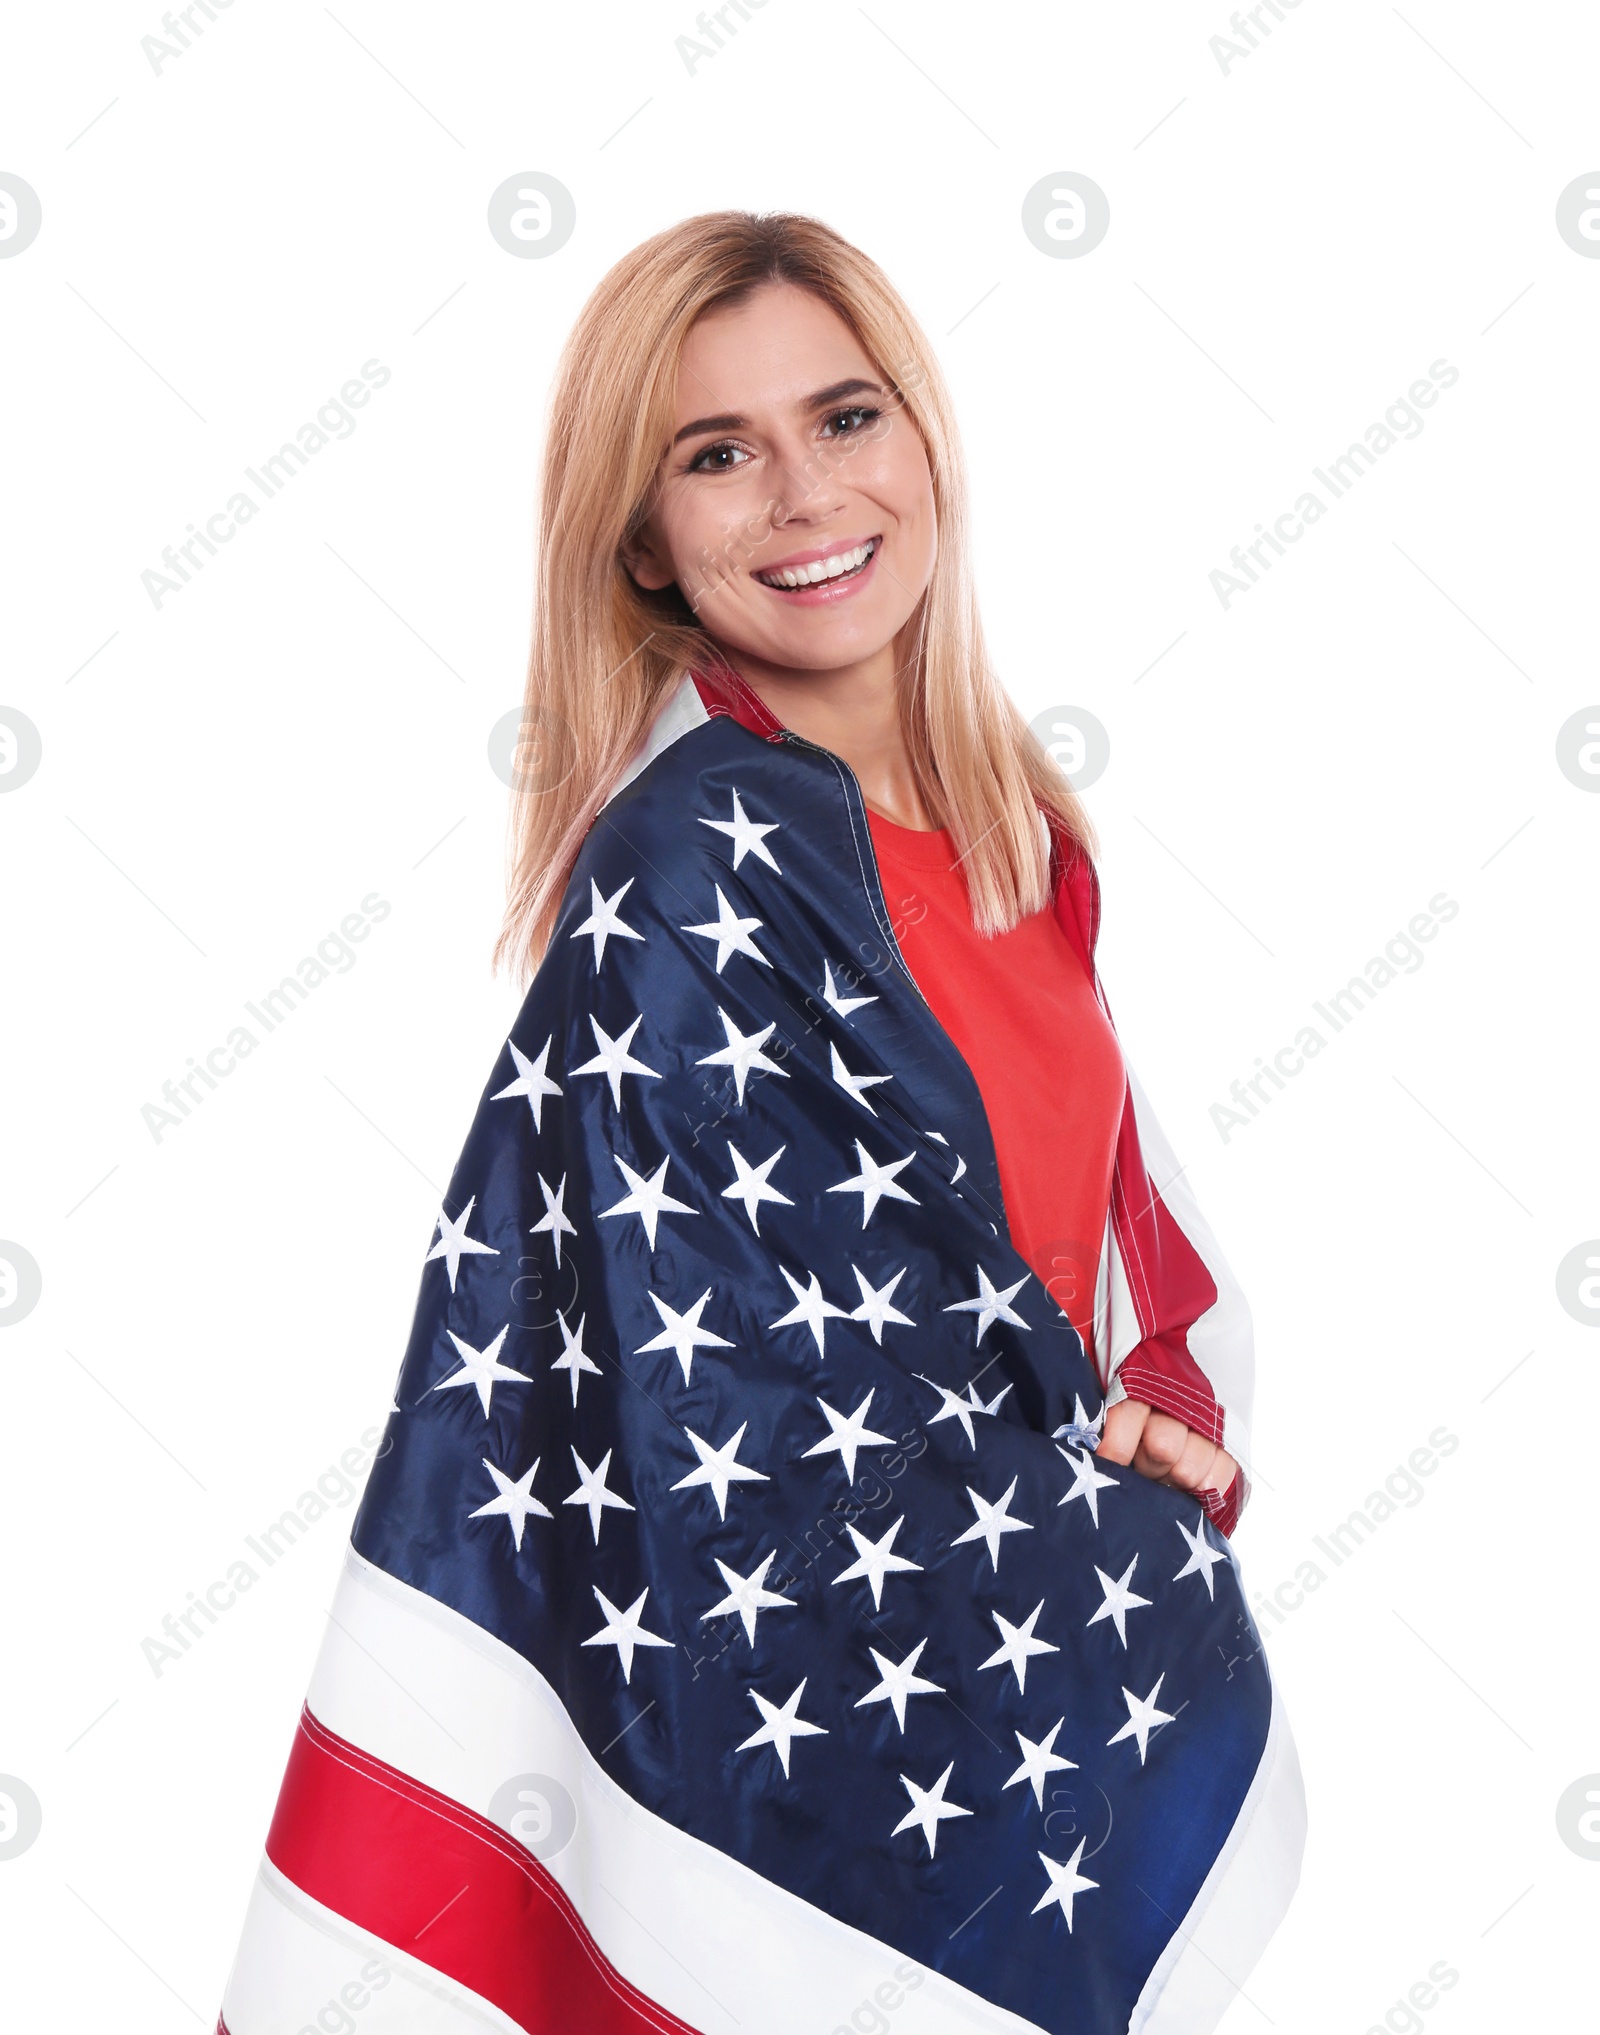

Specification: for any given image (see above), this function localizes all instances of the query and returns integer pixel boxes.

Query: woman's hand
[1097,1398,1239,1498]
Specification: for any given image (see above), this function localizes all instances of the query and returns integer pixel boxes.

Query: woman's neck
[717,643,934,830]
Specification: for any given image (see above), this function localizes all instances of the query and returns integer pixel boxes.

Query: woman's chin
[723,609,909,676]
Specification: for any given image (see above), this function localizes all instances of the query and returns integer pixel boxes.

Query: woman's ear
[619,521,676,592]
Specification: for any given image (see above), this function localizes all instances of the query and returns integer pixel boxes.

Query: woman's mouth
[752,536,880,600]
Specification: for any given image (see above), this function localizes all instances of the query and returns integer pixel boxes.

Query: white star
[563,1446,635,1544]
[1053,1393,1107,1452]
[635,1287,735,1384]
[682,886,771,973]
[737,1680,827,1778]
[849,1265,915,1343]
[922,1379,982,1447]
[953,1476,1034,1572]
[943,1266,1031,1344]
[1173,1516,1229,1598]
[468,1455,551,1552]
[1032,1841,1098,1931]
[1087,1557,1153,1647]
[768,1266,850,1357]
[951,1154,968,1183]
[1108,1675,1176,1765]
[671,1421,768,1518]
[721,1142,793,1234]
[600,1154,696,1248]
[571,1013,660,1109]
[581,1586,673,1684]
[920,1375,1013,1449]
[830,1042,891,1114]
[1057,1444,1119,1528]
[701,788,781,872]
[832,1514,923,1609]
[492,1035,562,1129]
[702,1550,795,1644]
[827,1140,919,1227]
[821,960,877,1017]
[802,1390,895,1485]
[979,1602,1060,1694]
[431,1325,530,1417]
[696,1007,789,1106]
[856,1638,943,1731]
[549,1311,602,1406]
[570,876,644,969]
[892,1763,972,1858]
[529,1173,577,1264]
[1005,1719,1078,1809]
[426,1195,499,1292]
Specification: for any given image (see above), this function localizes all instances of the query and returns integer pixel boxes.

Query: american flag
[221,672,1304,2035]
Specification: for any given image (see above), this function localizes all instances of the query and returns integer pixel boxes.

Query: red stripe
[1198,1473,1245,1539]
[1070,861,1234,1520]
[689,663,787,741]
[263,1705,702,2035]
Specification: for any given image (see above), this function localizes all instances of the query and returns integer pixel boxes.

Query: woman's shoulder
[571,674,846,902]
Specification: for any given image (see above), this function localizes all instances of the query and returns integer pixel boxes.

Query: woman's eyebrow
[671,377,887,447]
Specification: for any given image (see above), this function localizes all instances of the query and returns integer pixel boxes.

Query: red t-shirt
[866,810,1125,1360]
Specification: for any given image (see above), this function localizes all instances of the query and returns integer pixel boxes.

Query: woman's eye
[688,441,751,473]
[821,405,880,438]
[686,406,880,471]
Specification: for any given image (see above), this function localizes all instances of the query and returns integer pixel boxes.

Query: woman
[222,212,1304,2035]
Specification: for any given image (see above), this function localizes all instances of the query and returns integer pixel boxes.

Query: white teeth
[757,539,875,589]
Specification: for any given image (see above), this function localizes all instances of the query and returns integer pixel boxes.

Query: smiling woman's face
[625,282,938,680]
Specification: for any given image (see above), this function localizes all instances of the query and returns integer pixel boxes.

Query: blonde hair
[493,208,1097,985]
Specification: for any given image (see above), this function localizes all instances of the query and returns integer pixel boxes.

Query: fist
[1098,1398,1238,1499]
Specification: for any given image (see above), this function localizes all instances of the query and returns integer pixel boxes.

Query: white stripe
[1104,1210,1142,1383]
[1130,1678,1307,2034]
[1116,1060,1257,1470]
[222,1855,525,2034]
[280,1548,1049,2035]
[601,670,711,811]
[1089,1203,1113,1379]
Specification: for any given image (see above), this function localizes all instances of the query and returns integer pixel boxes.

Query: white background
[2,2,1597,2028]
